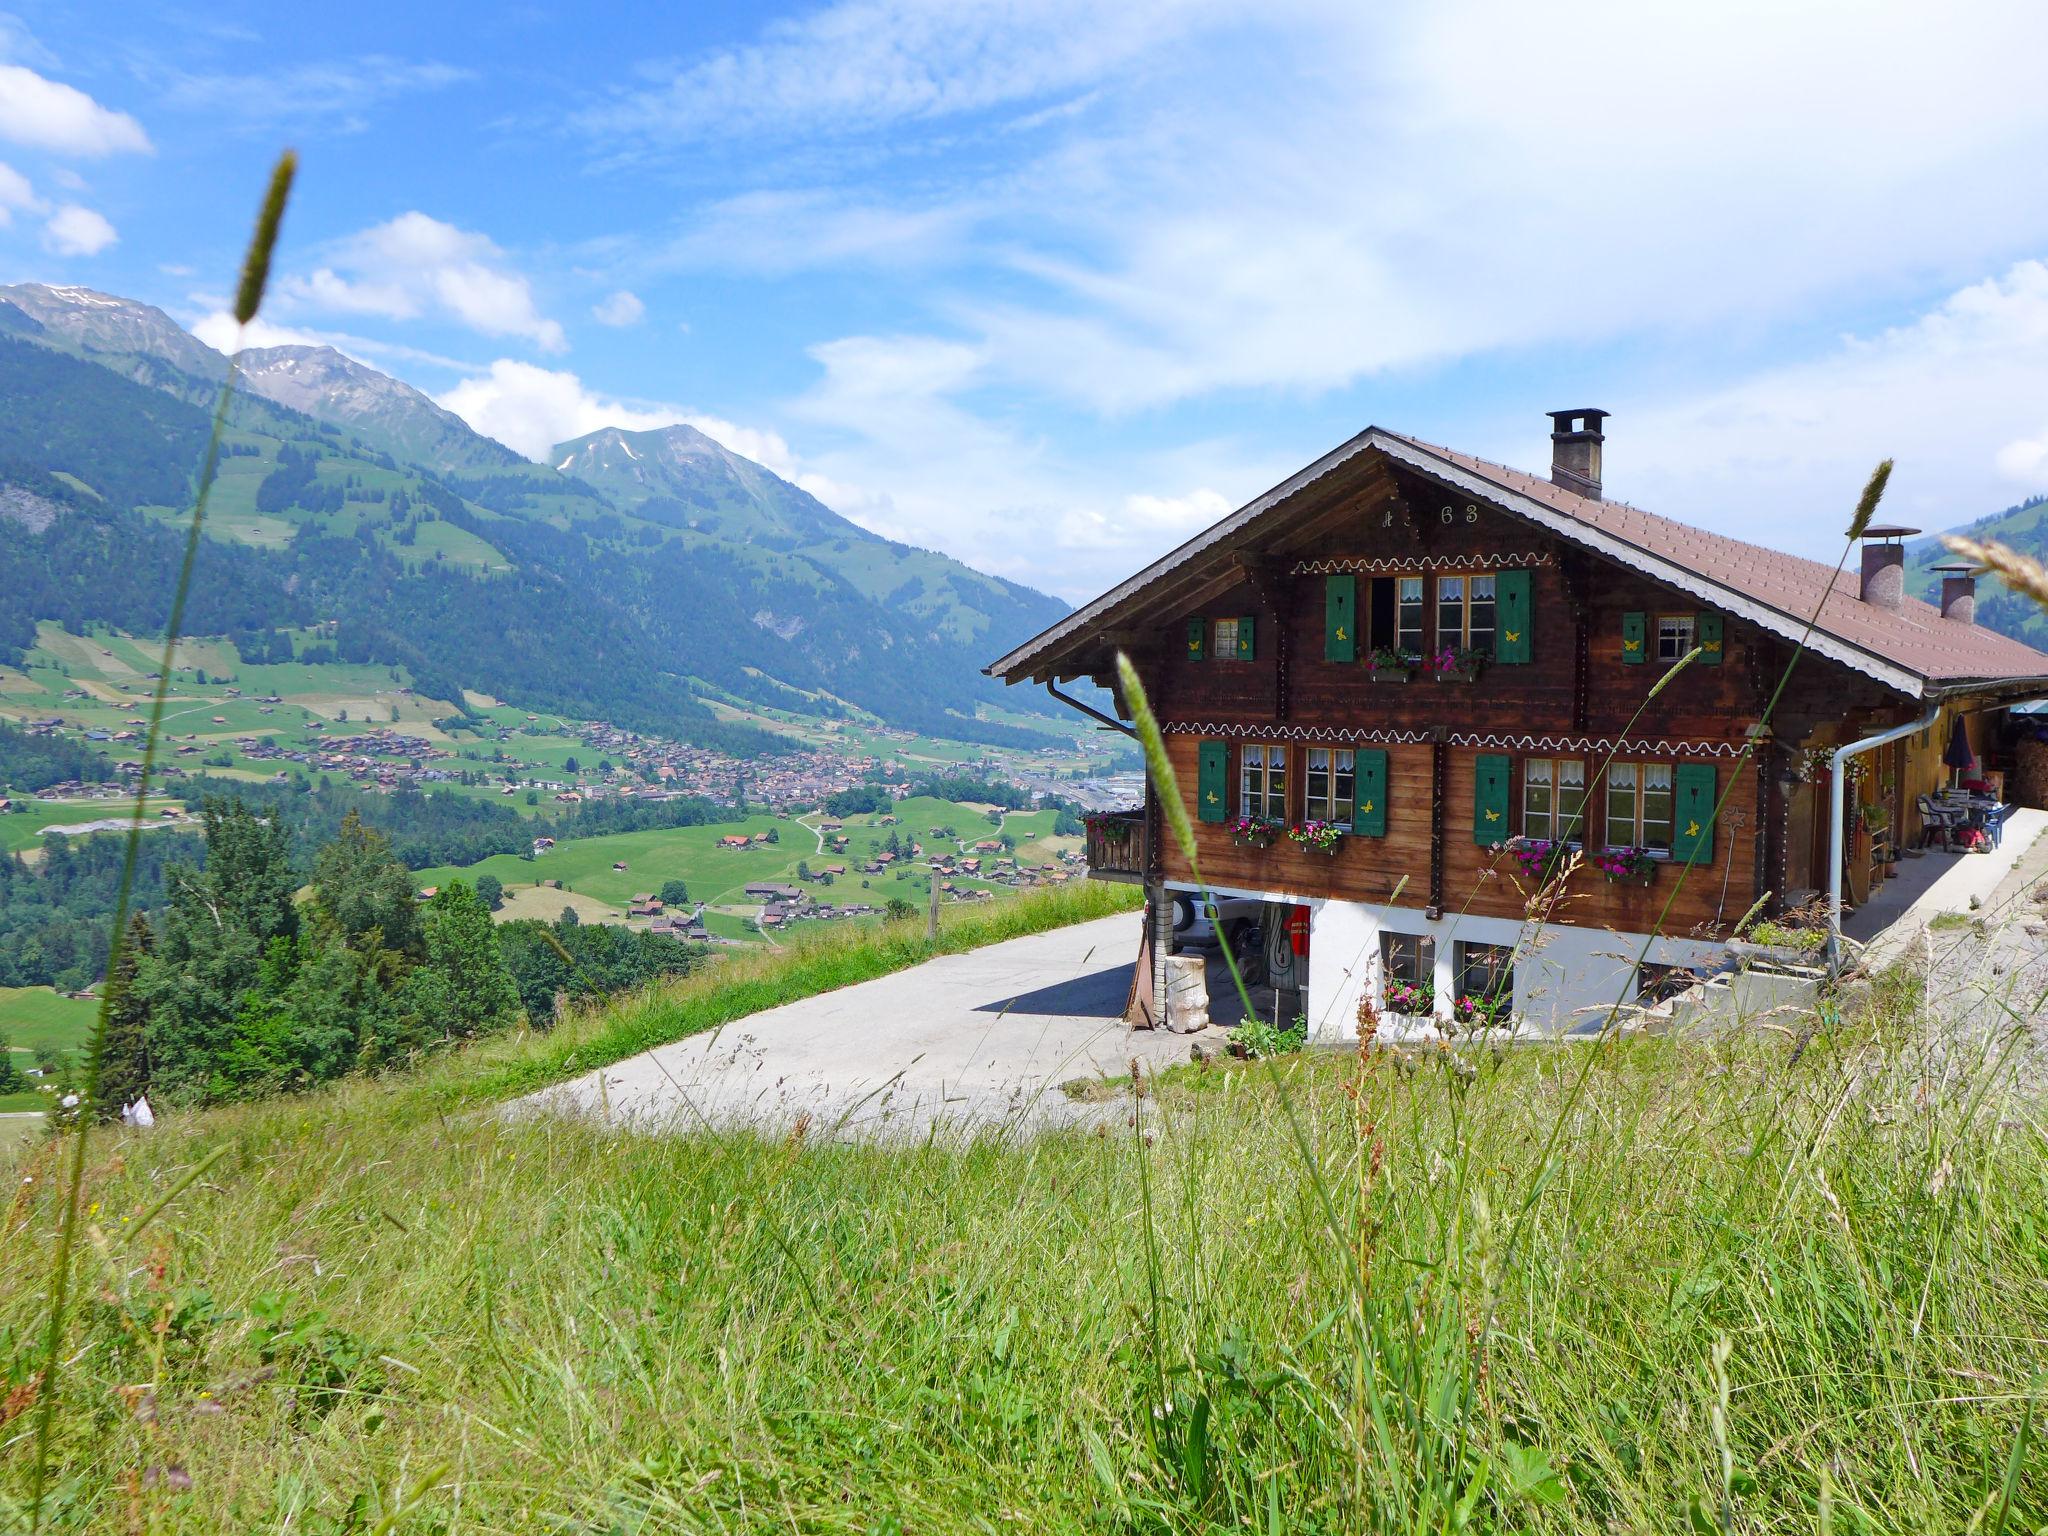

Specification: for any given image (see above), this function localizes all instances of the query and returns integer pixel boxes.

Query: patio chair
[1916,794,1963,850]
[1985,801,2014,850]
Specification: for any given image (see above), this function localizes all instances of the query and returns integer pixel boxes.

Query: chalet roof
[987,426,2048,700]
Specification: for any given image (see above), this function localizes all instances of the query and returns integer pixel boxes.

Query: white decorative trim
[1165,721,1431,745]
[1448,732,1752,759]
[1164,721,1751,757]
[1290,552,1554,576]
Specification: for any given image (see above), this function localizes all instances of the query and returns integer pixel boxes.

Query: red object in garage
[1288,904,1311,958]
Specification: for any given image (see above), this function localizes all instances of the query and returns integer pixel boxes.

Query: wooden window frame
[1521,755,1588,845]
[1454,940,1515,1008]
[1655,614,1695,663]
[1239,742,1288,821]
[1381,931,1435,1012]
[1603,760,1676,855]
[1434,570,1498,656]
[1393,576,1426,656]
[1304,746,1355,827]
[1211,616,1240,662]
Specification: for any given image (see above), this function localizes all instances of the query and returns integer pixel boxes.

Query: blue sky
[5,1,2048,602]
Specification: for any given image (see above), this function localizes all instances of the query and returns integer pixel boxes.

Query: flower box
[1366,649,1420,683]
[1428,647,1490,684]
[1506,836,1573,883]
[1368,667,1415,684]
[1227,815,1285,850]
[1383,981,1435,1017]
[1593,847,1658,887]
[1452,993,1512,1031]
[1287,819,1345,854]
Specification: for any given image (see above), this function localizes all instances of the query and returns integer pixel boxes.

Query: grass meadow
[2,870,2044,1532]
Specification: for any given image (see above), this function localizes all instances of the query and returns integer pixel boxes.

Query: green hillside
[0,283,1074,749]
[1908,493,2048,642]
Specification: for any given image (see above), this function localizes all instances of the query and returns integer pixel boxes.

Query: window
[1455,941,1515,1007]
[1522,757,1587,843]
[1395,576,1425,655]
[1212,617,1239,661]
[1656,614,1694,662]
[1304,748,1354,825]
[1605,762,1675,854]
[1633,961,1697,1004]
[1239,743,1287,820]
[1381,932,1435,1014]
[1436,572,1498,654]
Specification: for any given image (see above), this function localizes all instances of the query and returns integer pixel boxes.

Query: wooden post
[927,870,939,941]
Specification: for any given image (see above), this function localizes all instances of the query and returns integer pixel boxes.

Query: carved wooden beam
[1427,734,1448,917]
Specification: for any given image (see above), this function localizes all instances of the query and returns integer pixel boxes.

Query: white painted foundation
[1166,879,1729,1040]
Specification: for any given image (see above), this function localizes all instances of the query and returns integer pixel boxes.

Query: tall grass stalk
[22,151,294,1532]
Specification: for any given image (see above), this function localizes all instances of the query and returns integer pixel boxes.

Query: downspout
[1045,679,1135,738]
[1826,701,1940,972]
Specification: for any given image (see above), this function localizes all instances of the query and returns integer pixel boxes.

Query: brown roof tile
[1386,432,2048,689]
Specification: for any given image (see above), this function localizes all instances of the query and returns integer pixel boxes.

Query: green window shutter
[1495,569,1533,664]
[1236,614,1256,661]
[1696,612,1724,665]
[1621,611,1646,664]
[1185,618,1206,662]
[1672,763,1718,864]
[1196,740,1229,824]
[1473,753,1510,845]
[1353,748,1387,837]
[1324,574,1356,662]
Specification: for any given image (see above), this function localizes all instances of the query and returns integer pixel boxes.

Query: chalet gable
[989,422,2048,700]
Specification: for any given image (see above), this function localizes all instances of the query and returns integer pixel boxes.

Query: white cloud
[1611,261,2048,553]
[434,359,795,473]
[42,203,115,256]
[579,0,1219,144]
[147,57,469,126]
[0,63,150,156]
[282,212,566,351]
[591,289,645,326]
[189,310,330,353]
[0,160,36,225]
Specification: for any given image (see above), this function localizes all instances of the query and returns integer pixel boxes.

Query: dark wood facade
[994,428,2048,1003]
[1114,463,1809,937]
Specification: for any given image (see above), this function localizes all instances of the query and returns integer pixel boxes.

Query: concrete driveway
[514,913,1228,1140]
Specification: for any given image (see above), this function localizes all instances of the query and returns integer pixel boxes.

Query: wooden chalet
[989,411,2048,1035]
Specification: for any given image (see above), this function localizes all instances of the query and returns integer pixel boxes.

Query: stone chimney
[1857,525,1918,611]
[1548,409,1608,499]
[1931,561,1977,624]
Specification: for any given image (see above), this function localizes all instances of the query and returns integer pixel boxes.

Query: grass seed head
[234,151,297,325]
[1942,533,2048,611]
[1845,457,1893,540]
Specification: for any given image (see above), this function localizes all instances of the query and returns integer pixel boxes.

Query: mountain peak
[0,281,225,382]
[236,344,523,473]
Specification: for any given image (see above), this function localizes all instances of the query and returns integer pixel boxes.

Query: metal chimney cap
[1928,561,1975,574]
[1860,524,1920,541]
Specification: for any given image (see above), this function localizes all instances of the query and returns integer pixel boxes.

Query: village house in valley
[989,411,2048,1036]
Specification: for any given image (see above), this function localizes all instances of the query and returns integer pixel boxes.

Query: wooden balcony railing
[1083,809,1147,883]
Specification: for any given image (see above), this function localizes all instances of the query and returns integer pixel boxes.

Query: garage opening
[1166,890,1305,1028]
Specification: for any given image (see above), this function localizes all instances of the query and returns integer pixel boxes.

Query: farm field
[2,797,188,854]
[0,984,97,1111]
[412,794,1082,936]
